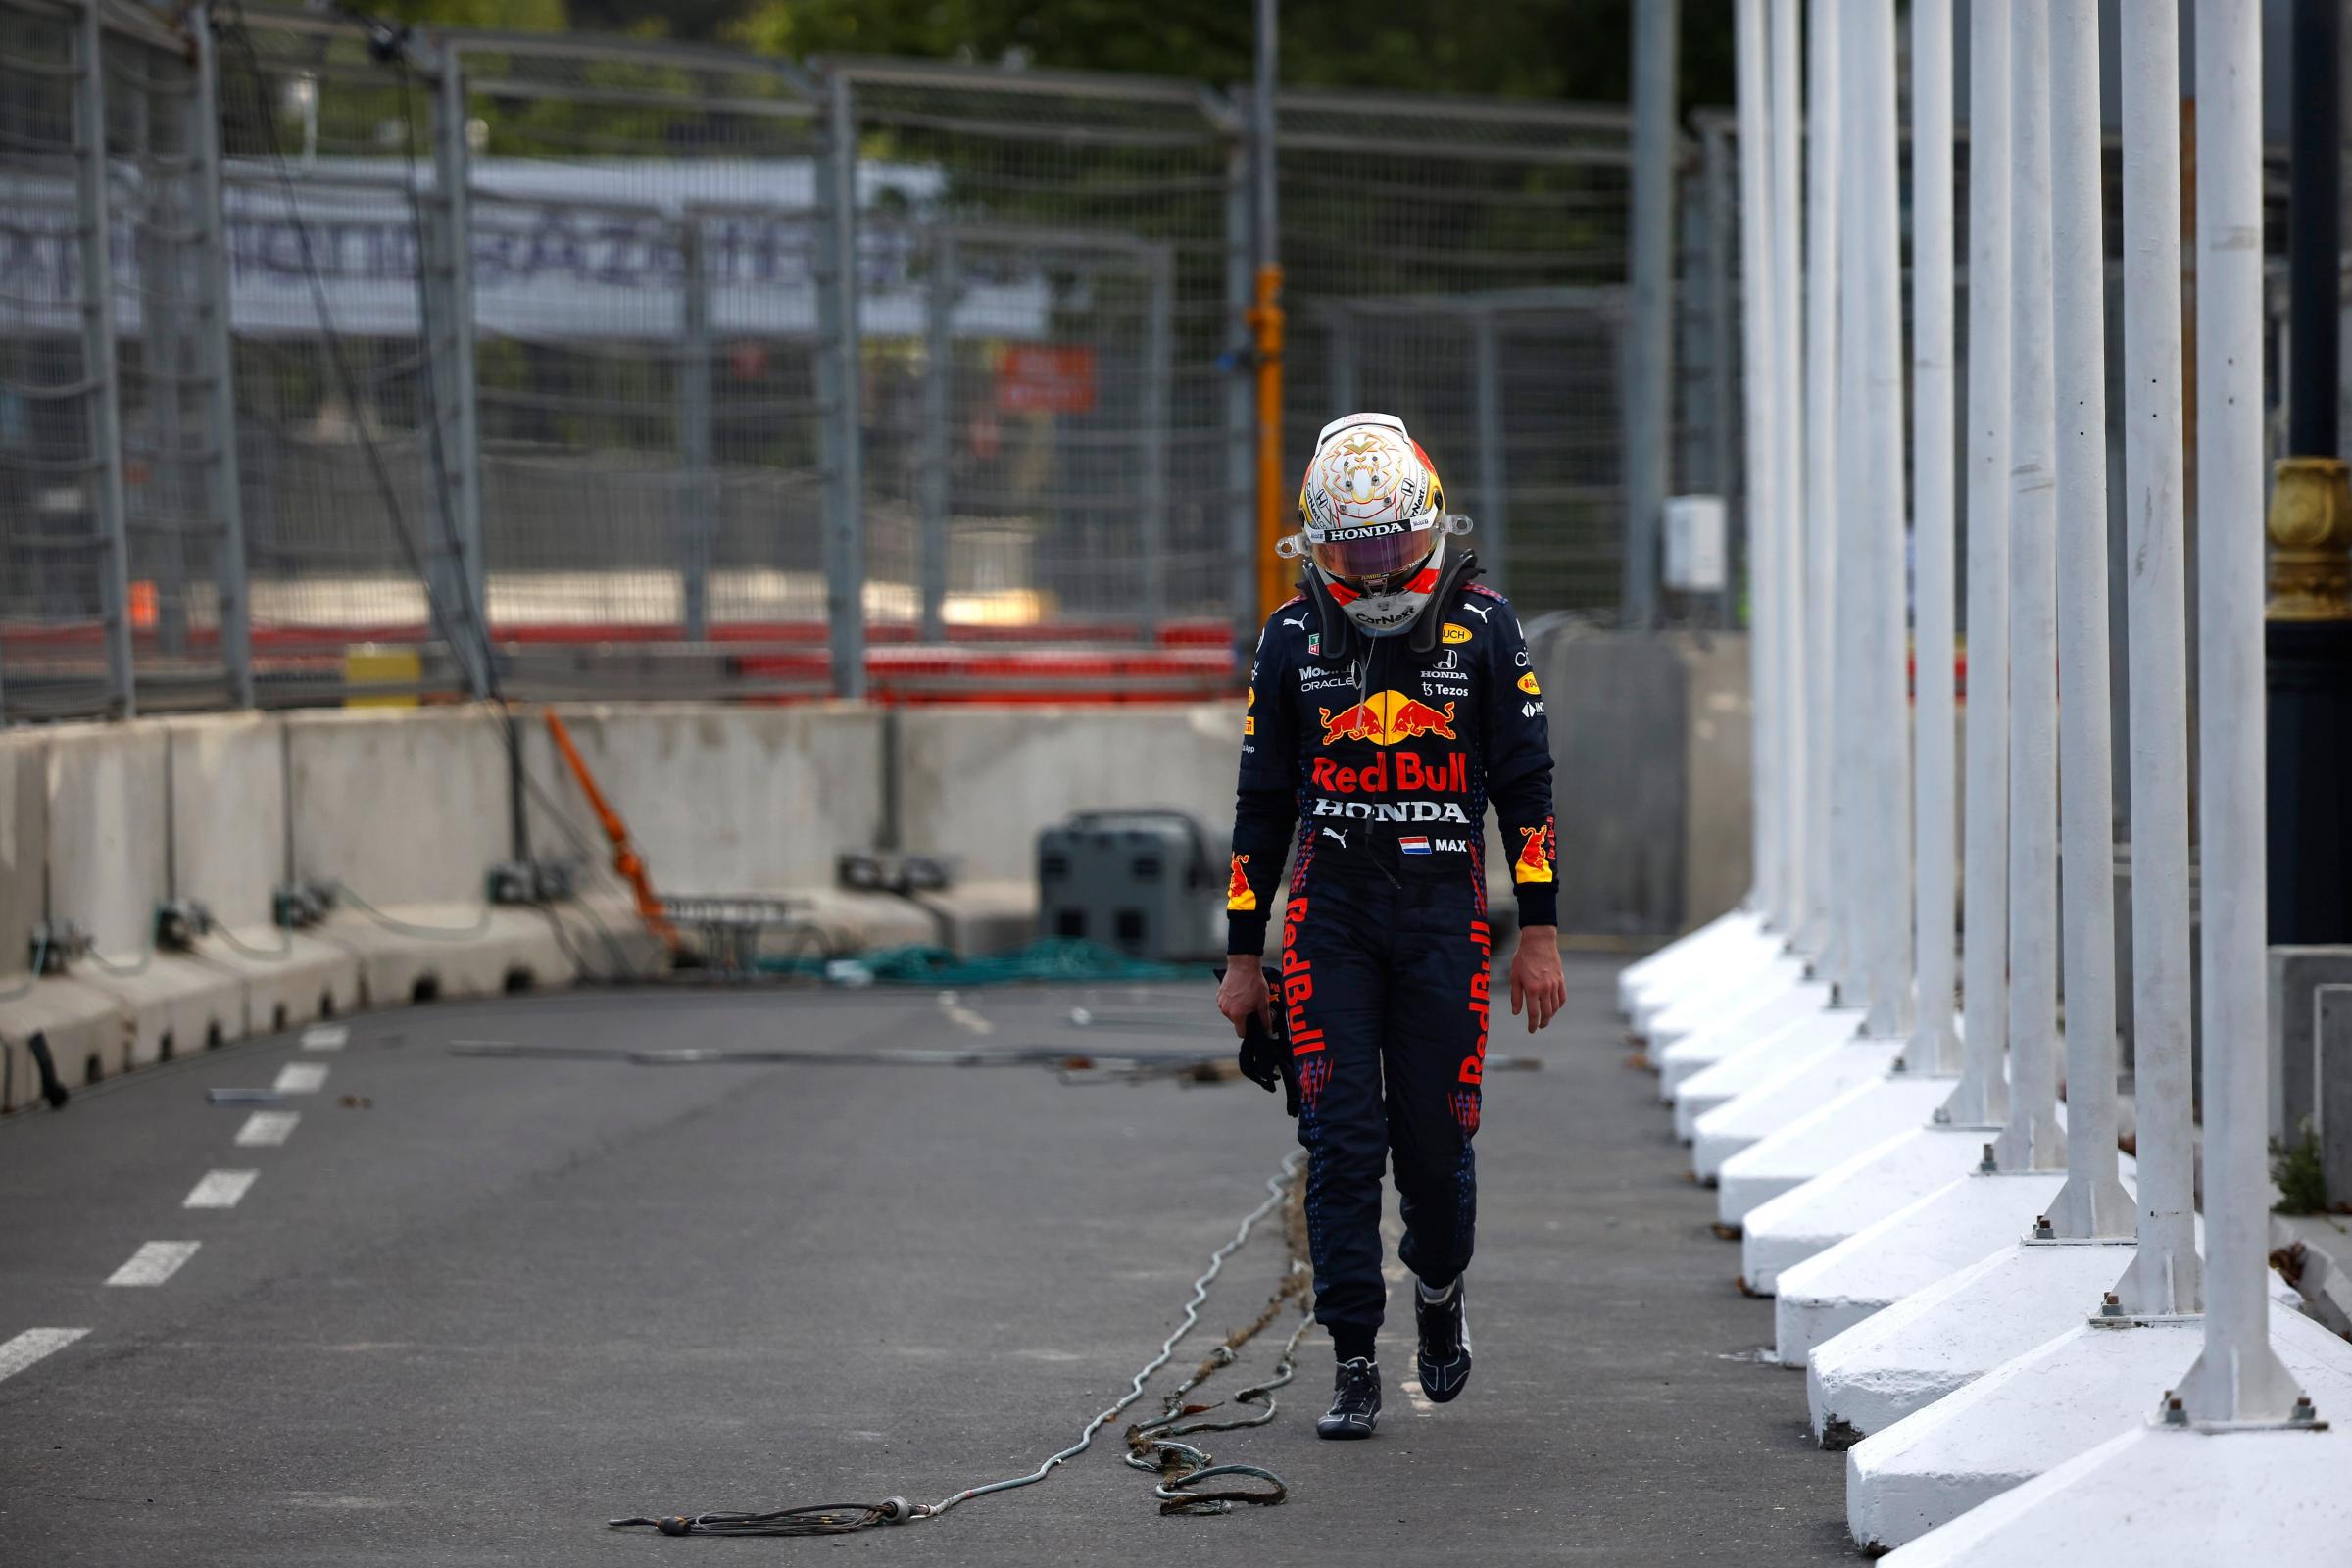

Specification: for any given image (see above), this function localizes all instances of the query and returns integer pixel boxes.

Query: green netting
[758,938,1197,987]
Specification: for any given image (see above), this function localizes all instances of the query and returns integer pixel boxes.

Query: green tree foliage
[377,0,571,32]
[668,0,1722,111]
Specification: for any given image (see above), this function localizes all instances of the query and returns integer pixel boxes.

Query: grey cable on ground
[609,1150,1311,1537]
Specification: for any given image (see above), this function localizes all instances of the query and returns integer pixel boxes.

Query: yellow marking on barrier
[344,644,422,708]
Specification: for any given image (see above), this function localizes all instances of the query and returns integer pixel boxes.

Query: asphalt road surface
[0,954,1852,1566]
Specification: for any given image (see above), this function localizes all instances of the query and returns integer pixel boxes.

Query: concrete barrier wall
[523,703,885,896]
[287,708,512,906]
[895,705,1241,882]
[0,730,46,985]
[168,714,287,930]
[1537,627,1753,938]
[1678,636,1756,929]
[2,663,1758,996]
[44,722,170,958]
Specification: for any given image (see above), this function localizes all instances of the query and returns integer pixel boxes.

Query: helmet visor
[1307,518,1438,588]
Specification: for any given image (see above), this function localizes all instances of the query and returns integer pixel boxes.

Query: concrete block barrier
[1540,627,1750,940]
[911,880,1039,956]
[287,707,510,907]
[896,705,1238,883]
[2,697,1608,1124]
[309,904,584,1007]
[193,928,364,1036]
[167,714,289,930]
[0,731,46,992]
[525,703,887,897]
[44,722,170,959]
[0,976,129,1109]
[73,955,246,1069]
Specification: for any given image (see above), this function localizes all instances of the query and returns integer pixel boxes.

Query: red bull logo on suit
[1317,691,1458,746]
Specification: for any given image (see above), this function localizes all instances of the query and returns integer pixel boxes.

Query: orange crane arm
[542,708,677,952]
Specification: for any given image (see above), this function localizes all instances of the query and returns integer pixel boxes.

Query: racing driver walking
[1216,412,1565,1440]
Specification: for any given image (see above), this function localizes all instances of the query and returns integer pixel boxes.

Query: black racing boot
[1315,1357,1382,1439]
[1413,1277,1471,1403]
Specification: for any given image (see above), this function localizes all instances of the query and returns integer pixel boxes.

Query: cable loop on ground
[609,1152,1311,1538]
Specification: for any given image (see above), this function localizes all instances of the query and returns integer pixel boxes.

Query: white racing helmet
[1281,413,1469,638]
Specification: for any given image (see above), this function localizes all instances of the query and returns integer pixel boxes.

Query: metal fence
[0,0,1730,720]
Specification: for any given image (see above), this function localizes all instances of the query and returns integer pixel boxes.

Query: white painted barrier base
[194,927,364,1037]
[0,895,665,1114]
[312,904,586,1007]
[1693,1037,1904,1185]
[1740,1121,2002,1295]
[1656,977,1833,1101]
[1880,1420,2352,1567]
[1777,1174,2097,1366]
[1806,1236,2132,1439]
[1716,1074,1959,1236]
[1673,1005,1866,1141]
[1618,907,1763,1016]
[74,956,245,1070]
[1848,1294,2352,1551]
[1632,927,1786,1037]
[1646,954,1805,1051]
[0,973,124,1110]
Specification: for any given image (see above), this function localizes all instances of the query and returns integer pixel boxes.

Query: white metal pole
[1850,0,1910,1038]
[1737,0,1783,926]
[1834,0,1877,1023]
[1831,12,1867,1010]
[1947,0,2012,1128]
[2112,0,2203,1316]
[1909,0,1959,1074]
[2179,0,2305,1425]
[1995,0,2064,1172]
[1772,0,1808,941]
[1800,0,1839,977]
[2045,0,2133,1235]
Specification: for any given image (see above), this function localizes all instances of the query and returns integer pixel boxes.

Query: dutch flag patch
[1399,835,1432,856]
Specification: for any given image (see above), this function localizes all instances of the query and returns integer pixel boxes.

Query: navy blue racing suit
[1226,569,1556,1351]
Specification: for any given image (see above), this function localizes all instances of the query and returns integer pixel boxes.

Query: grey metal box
[1036,810,1221,963]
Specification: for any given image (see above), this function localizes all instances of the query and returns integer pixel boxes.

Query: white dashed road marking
[107,1242,200,1287]
[938,994,994,1036]
[300,1025,348,1051]
[0,1328,88,1385]
[234,1110,300,1147]
[183,1170,259,1209]
[1399,1375,1437,1415]
[272,1062,328,1095]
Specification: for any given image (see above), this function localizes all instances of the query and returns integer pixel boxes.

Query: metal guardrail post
[1471,311,1508,596]
[190,5,253,708]
[814,68,867,699]
[428,43,487,694]
[1222,138,1256,647]
[131,78,192,660]
[1908,0,1960,1077]
[1620,0,1677,630]
[1249,3,1287,625]
[1700,118,1738,628]
[75,0,136,718]
[919,228,955,644]
[1139,244,1174,644]
[1948,0,2014,1129]
[1326,307,1356,414]
[2113,0,2201,1317]
[678,219,714,643]
[2180,0,2305,1426]
[1733,0,1780,921]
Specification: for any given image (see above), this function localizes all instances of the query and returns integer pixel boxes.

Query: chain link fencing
[1,0,1744,721]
